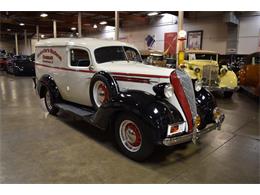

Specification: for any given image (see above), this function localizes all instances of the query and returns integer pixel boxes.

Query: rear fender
[37,74,62,101]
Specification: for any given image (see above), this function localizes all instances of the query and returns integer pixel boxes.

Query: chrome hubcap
[119,120,142,152]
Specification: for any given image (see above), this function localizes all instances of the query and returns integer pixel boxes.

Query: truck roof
[35,37,136,50]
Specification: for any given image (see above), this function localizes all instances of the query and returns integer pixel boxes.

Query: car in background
[239,52,260,96]
[140,50,167,67]
[7,54,35,76]
[0,54,8,71]
[181,50,238,98]
[218,54,248,76]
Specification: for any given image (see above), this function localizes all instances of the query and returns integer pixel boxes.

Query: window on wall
[70,49,90,67]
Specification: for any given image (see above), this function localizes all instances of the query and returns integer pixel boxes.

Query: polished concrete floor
[0,72,259,184]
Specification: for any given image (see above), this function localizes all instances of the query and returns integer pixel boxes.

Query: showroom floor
[0,72,259,184]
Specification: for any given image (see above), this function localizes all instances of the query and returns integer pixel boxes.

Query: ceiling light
[71,27,76,31]
[147,12,159,16]
[99,21,107,25]
[7,29,11,32]
[19,23,25,26]
[40,13,48,17]
[40,34,45,38]
[93,24,97,28]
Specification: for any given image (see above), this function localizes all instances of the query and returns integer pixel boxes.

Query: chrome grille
[176,69,197,119]
[202,65,219,86]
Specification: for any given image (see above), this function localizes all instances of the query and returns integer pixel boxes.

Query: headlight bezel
[153,83,174,98]
[164,84,174,98]
[194,66,200,73]
[220,67,228,76]
[194,80,203,92]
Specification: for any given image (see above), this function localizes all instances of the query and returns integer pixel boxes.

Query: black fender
[37,74,62,101]
[194,87,217,125]
[91,71,120,95]
[92,90,184,143]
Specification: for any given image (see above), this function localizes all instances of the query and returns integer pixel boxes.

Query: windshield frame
[186,53,218,61]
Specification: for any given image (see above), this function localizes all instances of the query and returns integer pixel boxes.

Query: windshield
[95,46,142,64]
[187,53,217,61]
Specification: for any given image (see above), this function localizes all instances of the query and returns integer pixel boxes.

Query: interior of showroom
[1,11,260,55]
[0,11,259,184]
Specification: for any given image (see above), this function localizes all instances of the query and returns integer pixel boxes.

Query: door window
[70,49,90,67]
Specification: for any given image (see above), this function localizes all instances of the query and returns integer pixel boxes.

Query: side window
[70,49,90,67]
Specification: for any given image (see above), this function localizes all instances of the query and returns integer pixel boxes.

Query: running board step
[55,103,95,118]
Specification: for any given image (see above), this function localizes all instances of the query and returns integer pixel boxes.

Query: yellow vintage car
[181,50,238,98]
[140,50,167,67]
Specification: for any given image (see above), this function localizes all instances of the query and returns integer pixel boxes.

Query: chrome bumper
[204,86,239,92]
[162,113,225,146]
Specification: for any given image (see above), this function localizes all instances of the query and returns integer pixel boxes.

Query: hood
[96,61,173,80]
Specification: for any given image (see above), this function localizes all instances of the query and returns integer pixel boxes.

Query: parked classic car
[218,54,248,76]
[140,50,167,67]
[0,54,8,71]
[35,38,224,161]
[7,54,35,76]
[181,50,238,98]
[239,52,260,96]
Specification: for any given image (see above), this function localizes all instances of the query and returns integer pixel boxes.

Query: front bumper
[204,86,239,92]
[162,112,225,146]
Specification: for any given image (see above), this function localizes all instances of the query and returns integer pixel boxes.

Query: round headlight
[220,67,228,76]
[164,84,174,98]
[194,66,200,73]
[195,80,202,92]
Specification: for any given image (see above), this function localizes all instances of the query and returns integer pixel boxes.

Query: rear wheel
[44,88,59,115]
[114,113,154,161]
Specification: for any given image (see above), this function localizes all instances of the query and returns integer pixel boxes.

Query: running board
[55,103,95,118]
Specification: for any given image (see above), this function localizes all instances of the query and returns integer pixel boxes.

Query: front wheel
[114,113,154,161]
[90,74,116,110]
[44,88,59,115]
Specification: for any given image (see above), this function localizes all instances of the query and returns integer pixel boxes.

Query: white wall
[0,39,32,55]
[238,15,260,54]
[90,14,178,52]
[184,17,228,53]
[89,14,228,53]
[0,40,15,53]
[2,13,260,55]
